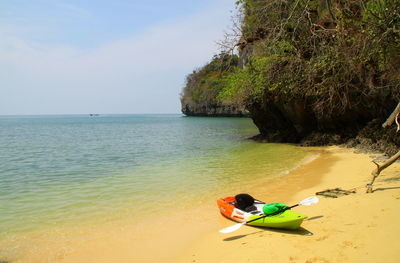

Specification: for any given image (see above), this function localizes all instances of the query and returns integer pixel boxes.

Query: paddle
[219,196,319,234]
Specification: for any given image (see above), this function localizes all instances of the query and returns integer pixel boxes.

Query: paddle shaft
[245,204,299,224]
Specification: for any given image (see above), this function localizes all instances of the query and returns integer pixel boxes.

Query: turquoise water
[0,114,314,241]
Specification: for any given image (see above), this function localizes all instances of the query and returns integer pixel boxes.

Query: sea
[0,114,318,262]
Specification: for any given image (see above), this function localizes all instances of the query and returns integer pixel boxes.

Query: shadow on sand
[305,215,324,221]
[382,176,400,183]
[223,230,264,241]
[223,226,313,241]
[373,186,400,192]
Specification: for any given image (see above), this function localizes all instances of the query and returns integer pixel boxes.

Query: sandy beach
[176,146,400,263]
[2,146,399,263]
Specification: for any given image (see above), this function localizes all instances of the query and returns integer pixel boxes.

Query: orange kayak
[217,196,307,230]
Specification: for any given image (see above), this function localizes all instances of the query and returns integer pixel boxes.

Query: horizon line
[0,113,183,117]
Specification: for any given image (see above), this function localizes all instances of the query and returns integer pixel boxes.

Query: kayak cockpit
[217,195,307,230]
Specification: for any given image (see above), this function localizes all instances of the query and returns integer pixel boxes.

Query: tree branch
[367,149,400,193]
[367,101,400,193]
[382,102,400,128]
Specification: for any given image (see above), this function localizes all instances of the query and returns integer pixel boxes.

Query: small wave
[302,154,320,165]
[279,153,321,176]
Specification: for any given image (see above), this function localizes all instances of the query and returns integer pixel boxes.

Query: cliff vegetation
[181,0,400,154]
[180,53,248,116]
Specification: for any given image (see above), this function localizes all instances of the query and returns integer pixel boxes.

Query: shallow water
[0,114,316,261]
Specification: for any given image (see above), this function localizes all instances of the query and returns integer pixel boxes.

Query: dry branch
[367,150,400,193]
[367,101,400,193]
[382,102,400,129]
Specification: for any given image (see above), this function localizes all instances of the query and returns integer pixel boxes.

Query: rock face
[181,103,248,117]
[180,2,400,154]
[227,0,400,155]
[248,94,400,155]
[180,53,246,117]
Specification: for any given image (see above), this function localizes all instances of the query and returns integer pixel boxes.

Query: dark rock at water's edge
[248,96,400,156]
[181,103,249,117]
[221,0,400,156]
[344,119,400,156]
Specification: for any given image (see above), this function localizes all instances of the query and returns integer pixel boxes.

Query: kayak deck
[217,196,307,230]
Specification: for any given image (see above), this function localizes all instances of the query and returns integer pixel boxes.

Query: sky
[0,0,236,115]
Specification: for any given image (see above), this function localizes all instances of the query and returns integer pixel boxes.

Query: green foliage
[220,36,303,103]
[217,0,400,116]
[180,53,239,107]
[182,0,399,117]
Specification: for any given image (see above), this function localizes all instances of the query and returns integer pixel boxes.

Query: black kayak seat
[235,193,257,212]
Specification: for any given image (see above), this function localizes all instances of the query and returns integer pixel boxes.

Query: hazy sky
[0,0,235,115]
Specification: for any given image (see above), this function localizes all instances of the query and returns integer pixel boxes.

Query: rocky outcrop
[248,94,400,155]
[181,103,248,117]
[180,53,245,117]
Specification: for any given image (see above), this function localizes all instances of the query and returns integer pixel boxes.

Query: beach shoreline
[1,146,399,263]
[176,146,400,263]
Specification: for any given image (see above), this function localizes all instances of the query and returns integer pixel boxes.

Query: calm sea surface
[0,114,315,243]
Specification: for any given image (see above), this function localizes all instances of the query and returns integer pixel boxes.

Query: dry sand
[176,146,400,263]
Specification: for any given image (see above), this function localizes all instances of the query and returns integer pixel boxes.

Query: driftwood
[366,102,400,193]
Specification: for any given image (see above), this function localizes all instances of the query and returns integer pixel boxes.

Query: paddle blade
[299,196,319,206]
[219,222,245,234]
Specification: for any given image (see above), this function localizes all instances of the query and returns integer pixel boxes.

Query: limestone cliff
[180,53,248,117]
[180,0,400,154]
[224,0,400,154]
[181,103,248,117]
